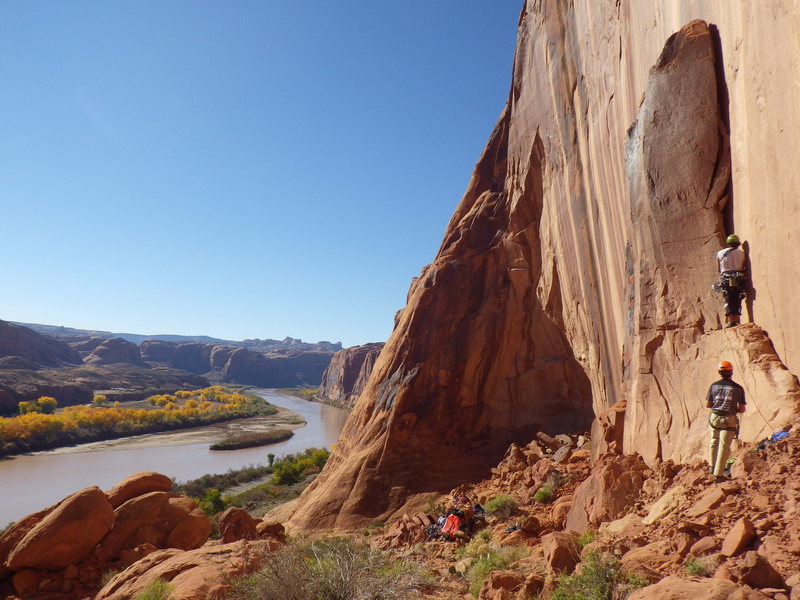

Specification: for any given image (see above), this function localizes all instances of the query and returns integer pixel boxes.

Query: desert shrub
[173,464,271,498]
[133,579,172,600]
[684,556,716,577]
[92,395,109,407]
[271,448,330,485]
[465,545,528,597]
[198,488,227,516]
[533,484,554,504]
[484,495,518,519]
[551,552,646,600]
[577,530,596,549]
[228,537,428,600]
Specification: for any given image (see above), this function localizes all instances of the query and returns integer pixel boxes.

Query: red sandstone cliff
[279,2,800,532]
[317,343,384,407]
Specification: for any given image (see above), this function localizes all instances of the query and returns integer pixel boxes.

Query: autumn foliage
[0,386,275,456]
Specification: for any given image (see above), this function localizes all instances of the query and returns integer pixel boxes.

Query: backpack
[441,513,462,538]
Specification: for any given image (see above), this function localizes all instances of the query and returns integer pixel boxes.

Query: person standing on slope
[706,360,746,479]
[716,234,747,327]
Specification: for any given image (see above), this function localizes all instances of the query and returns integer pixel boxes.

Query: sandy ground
[34,405,306,455]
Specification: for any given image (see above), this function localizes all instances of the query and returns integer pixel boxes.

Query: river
[0,390,350,526]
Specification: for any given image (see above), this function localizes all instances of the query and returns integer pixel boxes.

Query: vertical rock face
[283,1,800,531]
[317,343,384,407]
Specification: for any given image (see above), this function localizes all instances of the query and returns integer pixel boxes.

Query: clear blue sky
[2,2,521,347]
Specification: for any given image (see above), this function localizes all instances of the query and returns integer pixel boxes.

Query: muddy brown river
[0,390,350,526]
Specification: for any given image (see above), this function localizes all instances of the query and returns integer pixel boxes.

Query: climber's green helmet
[726,234,740,245]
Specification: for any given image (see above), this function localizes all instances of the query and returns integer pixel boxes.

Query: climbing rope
[721,325,776,431]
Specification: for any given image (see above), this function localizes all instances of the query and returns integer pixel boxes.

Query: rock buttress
[282,98,594,530]
[281,1,800,530]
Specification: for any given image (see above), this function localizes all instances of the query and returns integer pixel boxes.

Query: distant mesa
[0,319,82,369]
[1,320,357,415]
[82,338,146,367]
[12,321,343,353]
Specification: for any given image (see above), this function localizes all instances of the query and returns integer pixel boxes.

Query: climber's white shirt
[718,247,745,272]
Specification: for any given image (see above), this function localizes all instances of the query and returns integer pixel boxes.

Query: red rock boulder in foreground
[98,492,210,559]
[627,575,770,600]
[96,540,278,600]
[106,472,174,509]
[6,486,114,571]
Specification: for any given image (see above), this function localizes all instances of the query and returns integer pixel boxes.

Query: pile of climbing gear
[426,494,486,541]
[757,429,791,451]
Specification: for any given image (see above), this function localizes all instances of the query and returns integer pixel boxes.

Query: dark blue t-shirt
[706,378,746,415]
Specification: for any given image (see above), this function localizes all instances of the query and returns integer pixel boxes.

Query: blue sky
[2,2,521,347]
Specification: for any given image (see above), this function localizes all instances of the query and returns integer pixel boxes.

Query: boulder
[106,472,174,509]
[519,515,541,534]
[541,531,579,574]
[730,451,768,480]
[627,576,771,599]
[256,520,286,543]
[565,454,648,532]
[620,542,672,583]
[478,569,525,600]
[686,487,729,519]
[0,506,53,578]
[95,540,278,600]
[689,536,719,556]
[98,492,210,559]
[720,518,757,557]
[643,485,688,525]
[737,551,785,590]
[6,486,114,571]
[12,569,42,596]
[219,507,260,543]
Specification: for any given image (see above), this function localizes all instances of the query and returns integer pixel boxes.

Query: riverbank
[29,404,306,455]
[0,390,350,526]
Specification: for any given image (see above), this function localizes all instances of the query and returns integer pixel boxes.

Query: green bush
[484,495,518,519]
[577,530,596,549]
[228,537,428,600]
[133,579,172,600]
[271,448,330,485]
[465,545,527,597]
[533,484,554,504]
[551,552,645,600]
[684,557,715,577]
[198,488,227,516]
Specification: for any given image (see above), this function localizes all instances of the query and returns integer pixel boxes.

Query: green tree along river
[0,390,349,526]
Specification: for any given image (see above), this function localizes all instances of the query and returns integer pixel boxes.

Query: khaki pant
[709,413,738,476]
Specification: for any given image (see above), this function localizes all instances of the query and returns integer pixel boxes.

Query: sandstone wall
[317,343,384,407]
[281,0,800,530]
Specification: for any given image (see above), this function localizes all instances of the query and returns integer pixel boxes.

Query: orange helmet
[718,360,733,372]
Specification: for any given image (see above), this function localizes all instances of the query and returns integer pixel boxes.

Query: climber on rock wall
[715,234,747,327]
[706,360,747,479]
